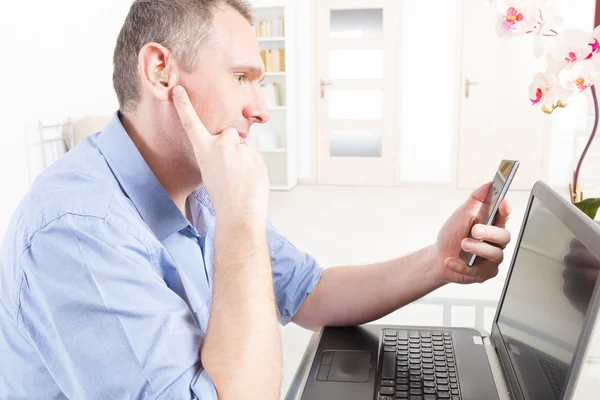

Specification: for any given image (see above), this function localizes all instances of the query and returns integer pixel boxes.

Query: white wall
[0,0,132,240]
[0,8,27,243]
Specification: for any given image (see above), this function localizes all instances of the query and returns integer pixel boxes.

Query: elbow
[291,311,326,332]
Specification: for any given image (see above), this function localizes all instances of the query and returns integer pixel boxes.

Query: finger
[217,127,243,145]
[493,198,512,228]
[171,85,212,156]
[461,238,504,264]
[462,182,493,214]
[471,224,511,248]
[445,257,499,283]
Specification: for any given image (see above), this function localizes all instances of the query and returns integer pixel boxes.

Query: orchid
[549,29,599,65]
[529,29,600,114]
[496,0,539,36]
[531,2,563,56]
[559,61,596,93]
[492,0,600,212]
[528,71,562,108]
[493,0,561,37]
[527,23,600,206]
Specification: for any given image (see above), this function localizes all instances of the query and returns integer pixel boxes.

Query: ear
[138,42,179,102]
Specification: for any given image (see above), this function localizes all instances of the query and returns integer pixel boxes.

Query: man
[0,0,511,399]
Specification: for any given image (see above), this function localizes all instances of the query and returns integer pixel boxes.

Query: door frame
[314,0,399,186]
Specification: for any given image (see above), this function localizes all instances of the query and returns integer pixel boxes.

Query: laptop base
[288,325,502,400]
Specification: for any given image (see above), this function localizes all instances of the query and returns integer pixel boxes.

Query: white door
[316,0,399,186]
[458,0,550,190]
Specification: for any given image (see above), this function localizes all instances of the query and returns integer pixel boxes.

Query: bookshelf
[258,37,286,42]
[249,3,297,191]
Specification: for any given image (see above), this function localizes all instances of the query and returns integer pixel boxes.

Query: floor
[267,184,534,397]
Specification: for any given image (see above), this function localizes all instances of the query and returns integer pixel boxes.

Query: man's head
[113,0,270,139]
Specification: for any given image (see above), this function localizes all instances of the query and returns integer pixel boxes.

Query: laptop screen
[495,196,600,399]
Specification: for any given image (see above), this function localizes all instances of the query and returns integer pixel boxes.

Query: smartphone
[459,159,520,267]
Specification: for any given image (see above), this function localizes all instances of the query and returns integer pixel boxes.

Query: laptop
[287,181,600,400]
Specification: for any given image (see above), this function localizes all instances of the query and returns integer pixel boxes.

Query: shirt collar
[98,112,190,241]
[193,185,214,215]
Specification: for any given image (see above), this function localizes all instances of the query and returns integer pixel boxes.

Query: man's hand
[435,182,512,284]
[172,85,269,224]
[172,85,281,398]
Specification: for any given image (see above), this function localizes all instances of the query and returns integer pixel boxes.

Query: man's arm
[201,219,281,399]
[293,184,512,330]
[172,85,281,399]
[292,245,443,330]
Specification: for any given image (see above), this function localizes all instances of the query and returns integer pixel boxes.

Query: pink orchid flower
[529,71,560,106]
[559,61,596,93]
[496,1,538,37]
[503,7,524,31]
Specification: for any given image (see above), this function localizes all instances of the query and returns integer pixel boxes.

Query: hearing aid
[156,67,169,87]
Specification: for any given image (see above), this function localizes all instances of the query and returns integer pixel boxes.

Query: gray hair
[113,0,253,113]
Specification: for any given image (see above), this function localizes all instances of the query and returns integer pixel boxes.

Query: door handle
[465,78,479,98]
[320,79,332,99]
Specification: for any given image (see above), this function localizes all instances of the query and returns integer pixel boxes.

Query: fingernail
[448,260,458,270]
[173,86,183,96]
[463,240,472,251]
[472,225,485,238]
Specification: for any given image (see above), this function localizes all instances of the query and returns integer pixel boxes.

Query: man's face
[180,6,270,141]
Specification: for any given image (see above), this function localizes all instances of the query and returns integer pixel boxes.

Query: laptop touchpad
[325,350,371,382]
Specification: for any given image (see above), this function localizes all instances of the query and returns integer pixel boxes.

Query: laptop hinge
[483,337,513,400]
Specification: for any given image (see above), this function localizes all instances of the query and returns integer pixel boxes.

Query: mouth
[238,131,249,144]
[238,131,249,145]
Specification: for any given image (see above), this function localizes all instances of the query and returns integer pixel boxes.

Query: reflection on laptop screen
[496,196,600,399]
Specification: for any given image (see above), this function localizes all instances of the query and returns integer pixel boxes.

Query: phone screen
[461,159,519,266]
[477,160,519,226]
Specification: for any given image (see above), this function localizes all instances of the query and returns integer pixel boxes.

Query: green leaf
[574,197,600,220]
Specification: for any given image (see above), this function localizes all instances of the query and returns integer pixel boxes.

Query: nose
[244,91,271,124]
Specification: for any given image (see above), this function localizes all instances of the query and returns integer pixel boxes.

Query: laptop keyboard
[538,355,568,400]
[378,330,461,400]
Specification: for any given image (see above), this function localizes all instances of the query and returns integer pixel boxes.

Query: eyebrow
[232,64,265,82]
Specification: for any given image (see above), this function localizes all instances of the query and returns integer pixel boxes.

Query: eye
[235,74,247,85]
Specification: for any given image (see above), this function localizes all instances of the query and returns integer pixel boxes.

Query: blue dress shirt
[0,113,323,399]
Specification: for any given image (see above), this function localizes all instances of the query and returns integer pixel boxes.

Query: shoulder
[2,133,153,261]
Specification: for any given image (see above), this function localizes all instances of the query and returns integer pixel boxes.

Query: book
[260,50,267,68]
[260,82,282,107]
[260,49,285,72]
[255,18,285,38]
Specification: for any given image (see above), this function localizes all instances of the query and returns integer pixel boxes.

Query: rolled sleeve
[18,213,217,400]
[267,222,324,325]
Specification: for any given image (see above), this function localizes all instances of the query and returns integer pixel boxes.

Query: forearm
[201,220,281,399]
[296,245,445,329]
